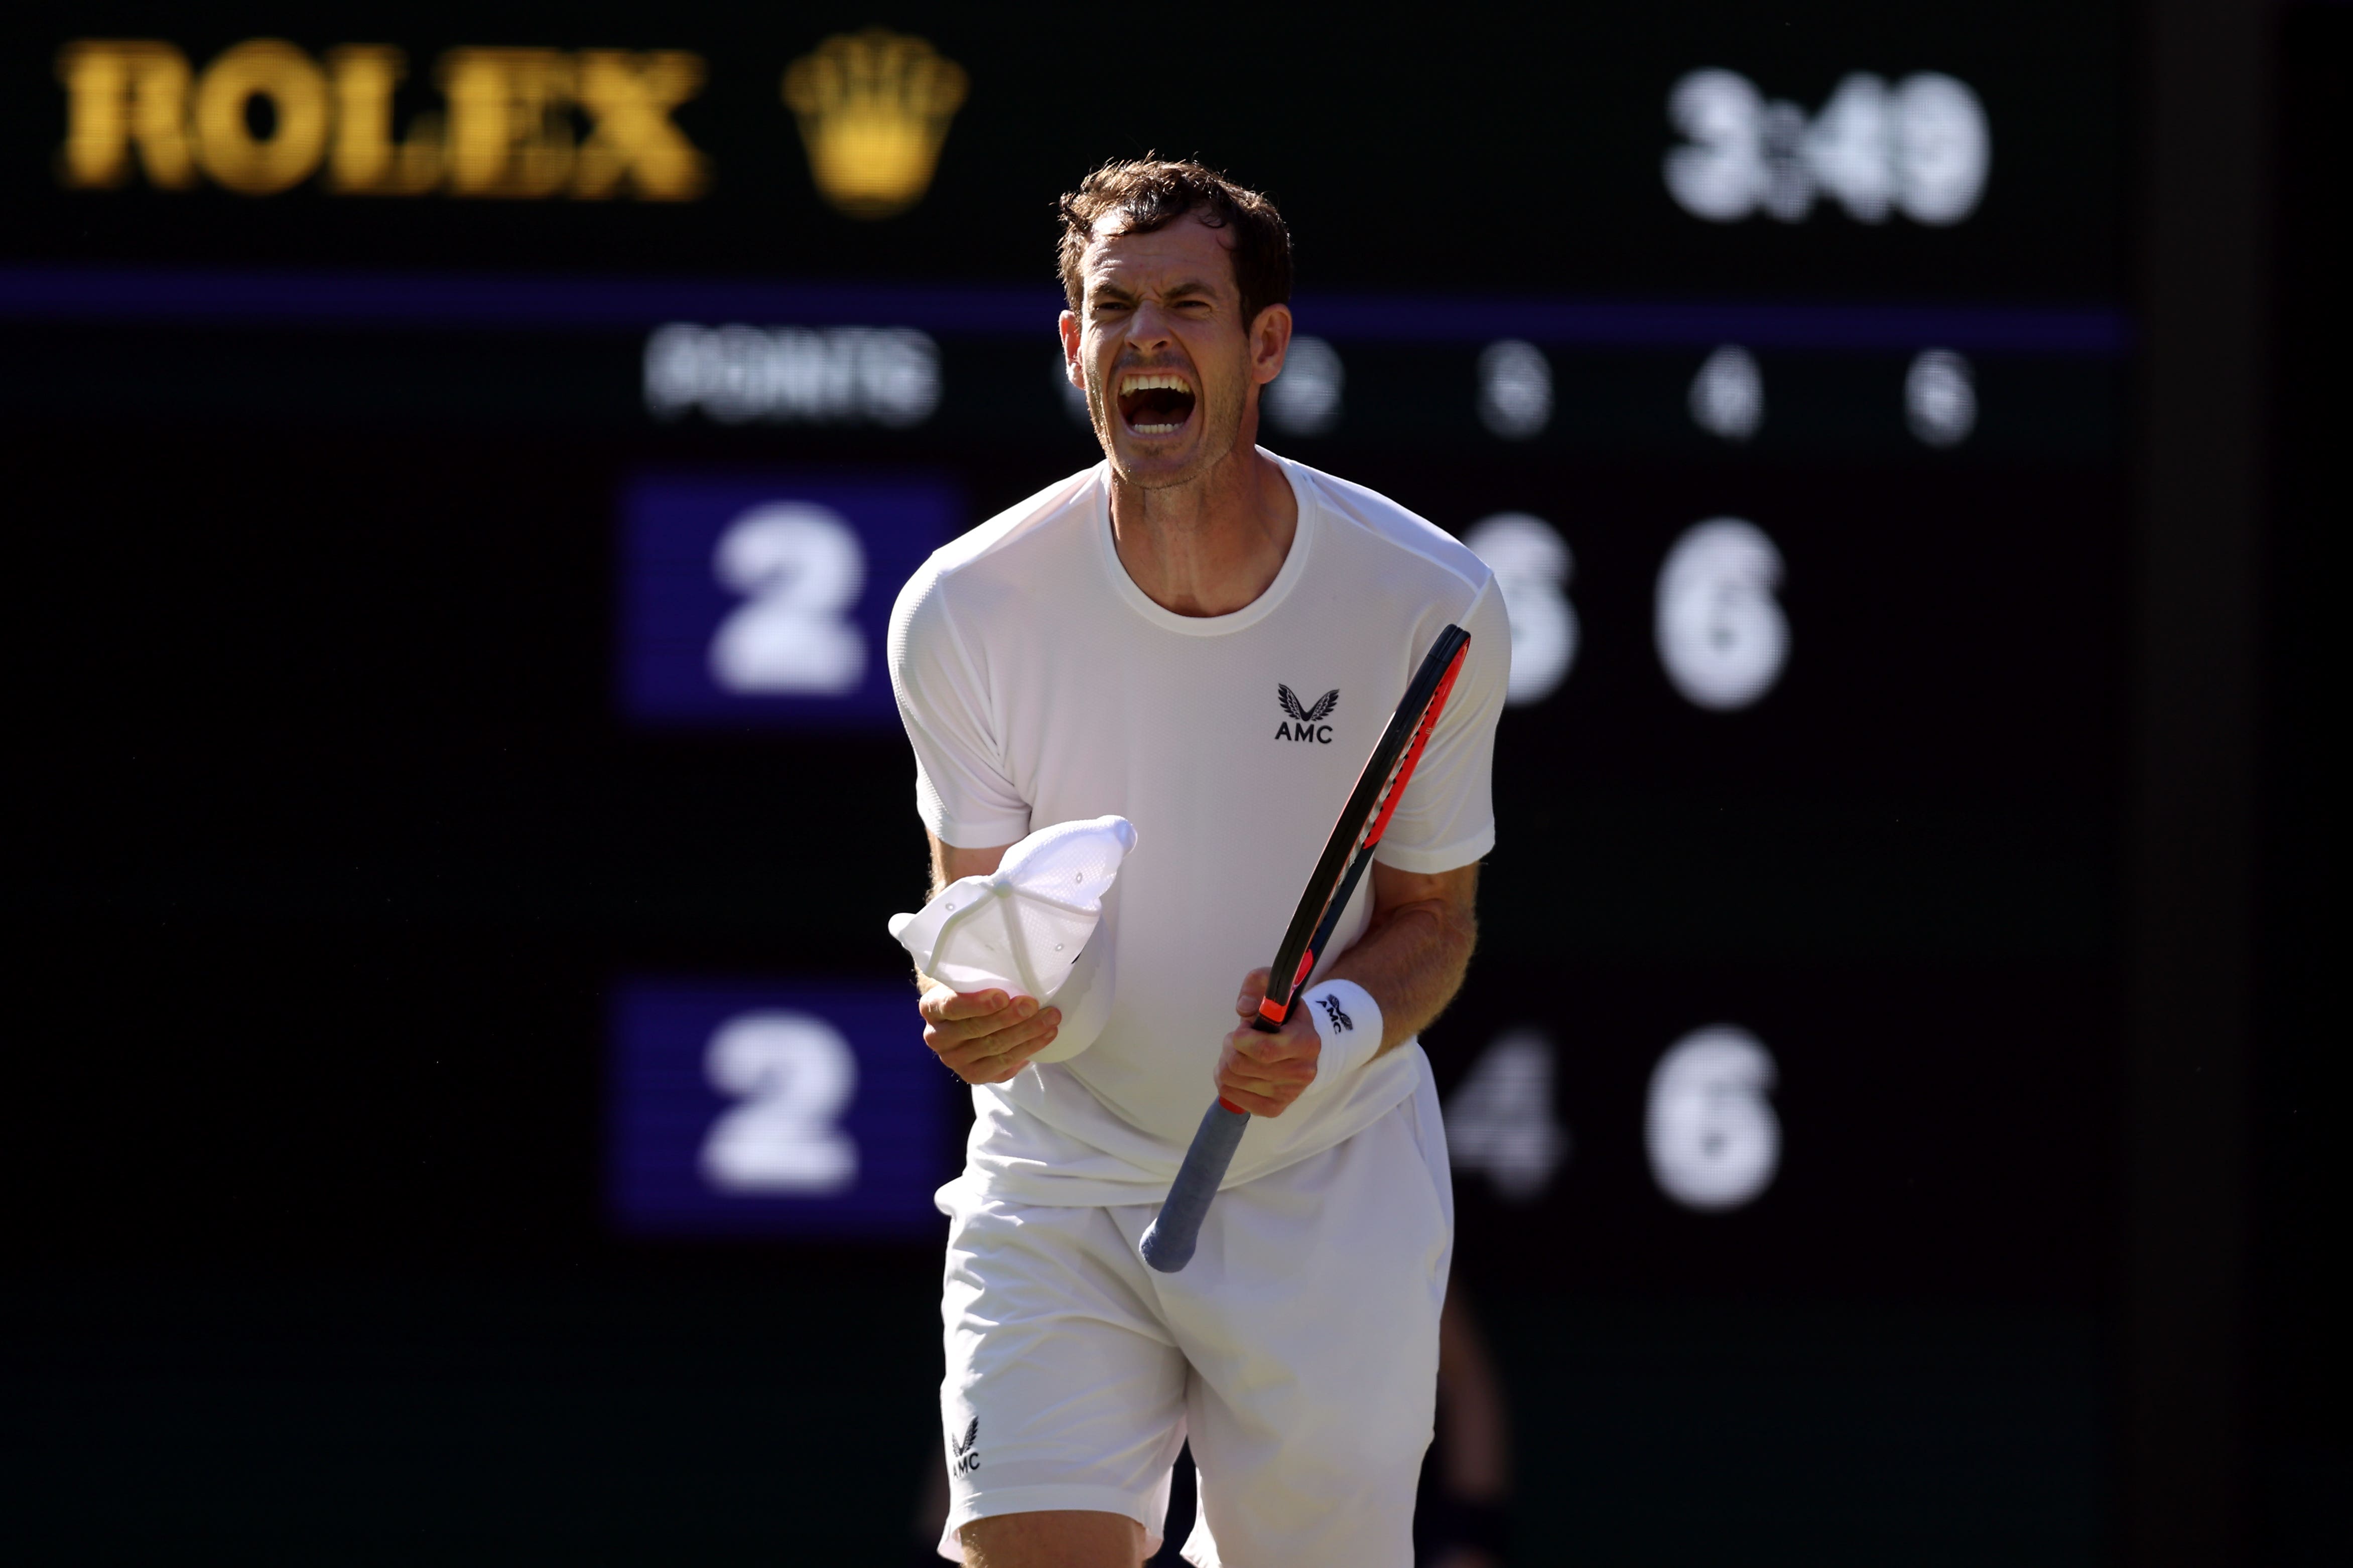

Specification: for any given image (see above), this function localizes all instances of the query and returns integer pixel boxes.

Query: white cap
[889,815,1137,1064]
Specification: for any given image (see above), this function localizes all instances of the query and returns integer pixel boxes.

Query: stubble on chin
[1096,373,1248,494]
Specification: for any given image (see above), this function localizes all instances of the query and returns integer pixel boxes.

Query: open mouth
[1117,372,1197,436]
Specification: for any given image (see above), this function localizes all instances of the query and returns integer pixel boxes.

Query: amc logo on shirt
[1274,683,1339,744]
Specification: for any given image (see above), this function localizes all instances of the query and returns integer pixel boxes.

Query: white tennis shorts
[935,1066,1454,1566]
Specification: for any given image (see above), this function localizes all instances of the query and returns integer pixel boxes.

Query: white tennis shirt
[888,452,1509,1206]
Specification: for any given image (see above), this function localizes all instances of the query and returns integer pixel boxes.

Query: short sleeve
[1372,579,1509,875]
[886,562,1033,848]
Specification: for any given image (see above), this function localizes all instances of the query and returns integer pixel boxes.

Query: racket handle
[1140,1099,1250,1273]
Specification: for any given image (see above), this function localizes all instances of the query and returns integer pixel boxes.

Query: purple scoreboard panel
[610,980,958,1238]
[619,472,958,728]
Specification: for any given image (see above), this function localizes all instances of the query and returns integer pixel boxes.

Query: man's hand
[1214,967,1322,1117]
[917,837,1061,1085]
[920,985,1061,1085]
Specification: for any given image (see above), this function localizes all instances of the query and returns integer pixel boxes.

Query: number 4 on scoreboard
[1445,1029,1570,1202]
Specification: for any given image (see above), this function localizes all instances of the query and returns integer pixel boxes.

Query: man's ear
[1059,310,1085,389]
[1249,303,1295,387]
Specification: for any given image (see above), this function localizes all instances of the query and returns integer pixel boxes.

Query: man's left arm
[1214,860,1478,1117]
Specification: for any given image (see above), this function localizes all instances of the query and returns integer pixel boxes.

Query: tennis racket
[1140,622,1473,1273]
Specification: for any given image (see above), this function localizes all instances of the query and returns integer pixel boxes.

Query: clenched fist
[1213,967,1321,1117]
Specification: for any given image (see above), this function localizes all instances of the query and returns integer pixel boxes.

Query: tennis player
[888,160,1510,1567]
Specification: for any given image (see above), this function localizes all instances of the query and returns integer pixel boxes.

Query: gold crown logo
[782,29,966,219]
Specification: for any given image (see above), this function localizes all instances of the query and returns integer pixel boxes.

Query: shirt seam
[1300,460,1494,603]
[1093,452,1318,639]
[1373,823,1496,875]
[929,575,1016,827]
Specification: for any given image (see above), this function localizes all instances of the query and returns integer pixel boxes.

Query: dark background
[0,3,2332,1563]
[2,0,2126,297]
[2253,4,2347,1560]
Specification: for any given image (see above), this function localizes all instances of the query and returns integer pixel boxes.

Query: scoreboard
[5,1,2130,1309]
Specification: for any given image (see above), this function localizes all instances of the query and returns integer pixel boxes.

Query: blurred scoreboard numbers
[1426,962,2115,1300]
[0,4,2134,1300]
[618,472,955,727]
[609,980,955,1237]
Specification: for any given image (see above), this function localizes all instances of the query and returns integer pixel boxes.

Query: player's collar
[1093,452,1316,638]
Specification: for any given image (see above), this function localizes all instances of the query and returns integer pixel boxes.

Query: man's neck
[1108,444,1299,618]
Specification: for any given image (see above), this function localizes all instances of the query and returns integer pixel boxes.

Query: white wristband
[1296,979,1384,1084]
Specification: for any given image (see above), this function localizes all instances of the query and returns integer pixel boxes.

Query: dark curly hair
[1057,158,1293,329]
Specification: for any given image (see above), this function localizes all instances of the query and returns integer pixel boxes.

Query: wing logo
[949,1415,981,1475]
[1275,684,1340,744]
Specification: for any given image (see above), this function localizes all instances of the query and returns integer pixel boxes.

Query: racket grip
[1140,1099,1250,1273]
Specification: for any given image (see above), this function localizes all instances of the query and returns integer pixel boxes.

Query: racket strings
[1285,694,1443,993]
[1349,688,1445,856]
[1264,631,1470,1019]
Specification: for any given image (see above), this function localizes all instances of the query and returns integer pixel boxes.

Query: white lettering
[644,323,941,427]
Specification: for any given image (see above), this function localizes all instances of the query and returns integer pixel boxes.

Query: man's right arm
[913,833,1064,1084]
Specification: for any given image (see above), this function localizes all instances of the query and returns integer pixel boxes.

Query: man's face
[1060,212,1289,489]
